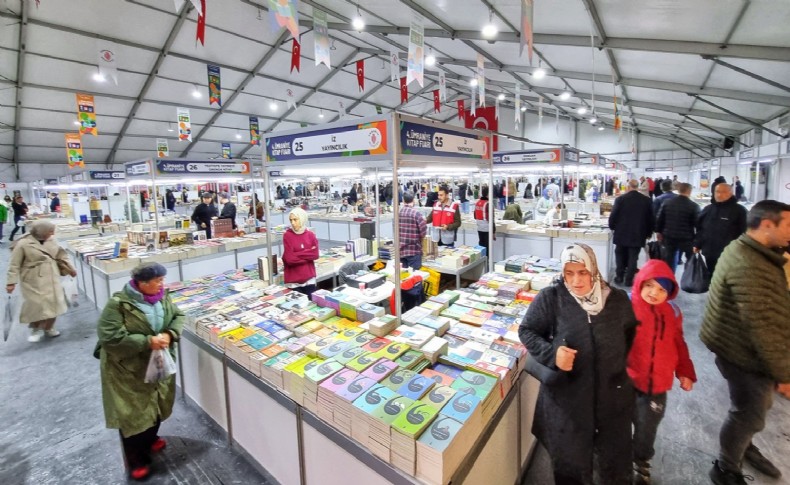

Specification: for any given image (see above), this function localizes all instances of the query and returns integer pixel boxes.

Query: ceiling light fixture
[319,109,325,118]
[559,91,571,101]
[589,117,597,124]
[73,120,81,126]
[269,99,278,111]
[235,132,242,139]
[470,78,478,87]
[481,9,497,38]
[167,123,175,132]
[497,93,505,101]
[520,105,527,112]
[92,71,106,82]
[597,126,605,131]
[532,68,546,80]
[577,107,588,115]
[191,84,202,98]
[352,6,365,31]
[425,49,436,67]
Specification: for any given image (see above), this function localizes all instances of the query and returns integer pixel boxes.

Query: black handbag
[524,290,567,385]
[646,240,663,260]
[680,253,711,293]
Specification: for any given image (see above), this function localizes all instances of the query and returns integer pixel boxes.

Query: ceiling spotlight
[319,109,325,118]
[330,39,337,51]
[352,15,365,31]
[559,91,571,101]
[167,123,175,132]
[497,93,505,101]
[191,84,202,98]
[532,68,546,80]
[470,78,478,87]
[481,9,497,38]
[235,132,242,139]
[577,107,588,115]
[589,117,597,124]
[269,99,278,111]
[520,105,527,112]
[597,126,605,131]
[92,72,106,82]
[425,53,436,67]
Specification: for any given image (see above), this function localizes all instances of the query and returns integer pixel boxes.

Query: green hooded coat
[97,286,185,438]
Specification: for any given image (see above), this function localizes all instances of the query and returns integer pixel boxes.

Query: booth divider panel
[180,336,228,430]
[460,400,521,485]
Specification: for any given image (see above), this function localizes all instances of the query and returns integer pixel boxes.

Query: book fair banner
[155,160,250,175]
[493,148,569,164]
[269,0,300,40]
[157,138,169,157]
[193,0,206,46]
[400,121,489,159]
[313,8,330,68]
[76,93,98,136]
[249,117,261,145]
[266,120,388,162]
[406,13,425,87]
[207,64,221,106]
[433,90,441,113]
[177,107,192,141]
[390,47,399,82]
[521,0,534,64]
[514,82,521,127]
[89,171,125,180]
[126,160,151,176]
[65,133,84,168]
[477,54,485,107]
[222,143,232,158]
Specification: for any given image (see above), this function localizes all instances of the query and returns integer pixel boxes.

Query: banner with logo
[65,133,84,168]
[269,0,300,40]
[207,64,221,106]
[457,100,465,121]
[433,90,440,113]
[76,93,98,136]
[177,107,192,141]
[464,106,498,151]
[249,117,261,145]
[406,13,424,87]
[477,54,485,107]
[194,0,206,46]
[265,120,388,162]
[97,41,119,85]
[514,82,521,127]
[155,160,250,175]
[291,38,301,73]
[157,138,169,157]
[400,76,408,103]
[400,121,490,159]
[439,71,446,102]
[521,0,534,64]
[390,47,399,82]
[222,143,232,159]
[313,8,330,68]
[356,59,365,91]
[286,88,296,109]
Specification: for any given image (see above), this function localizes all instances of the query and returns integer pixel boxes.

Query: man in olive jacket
[700,200,790,484]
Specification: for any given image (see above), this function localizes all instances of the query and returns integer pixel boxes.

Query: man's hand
[555,346,577,371]
[679,377,694,391]
[777,383,790,399]
[440,224,448,230]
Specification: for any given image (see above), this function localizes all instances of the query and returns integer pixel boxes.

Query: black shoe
[624,278,634,287]
[744,443,781,478]
[614,276,624,285]
[709,461,754,485]
[633,462,651,484]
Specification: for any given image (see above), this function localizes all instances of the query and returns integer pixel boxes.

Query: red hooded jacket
[627,259,697,394]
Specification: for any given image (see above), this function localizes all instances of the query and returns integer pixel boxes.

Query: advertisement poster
[400,121,489,159]
[266,120,388,162]
[177,107,192,141]
[249,117,261,145]
[207,64,221,106]
[313,8,330,68]
[222,143,232,159]
[65,133,84,168]
[406,14,424,87]
[76,93,98,136]
[157,138,169,158]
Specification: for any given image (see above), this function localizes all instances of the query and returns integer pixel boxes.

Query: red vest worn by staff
[473,199,488,221]
[432,200,458,226]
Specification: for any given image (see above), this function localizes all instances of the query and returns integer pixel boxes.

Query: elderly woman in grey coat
[519,243,638,484]
[6,220,77,342]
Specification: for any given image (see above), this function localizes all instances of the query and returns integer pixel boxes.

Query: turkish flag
[400,76,407,103]
[457,100,465,120]
[196,0,206,46]
[356,59,365,91]
[464,105,498,151]
[433,89,440,113]
[291,39,301,73]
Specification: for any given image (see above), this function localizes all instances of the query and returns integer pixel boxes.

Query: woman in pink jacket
[282,207,319,296]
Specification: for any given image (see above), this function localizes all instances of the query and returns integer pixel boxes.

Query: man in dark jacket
[700,200,790,484]
[656,183,699,273]
[191,192,218,238]
[694,184,746,274]
[219,192,237,229]
[733,176,745,201]
[652,179,676,217]
[49,192,61,213]
[608,179,654,286]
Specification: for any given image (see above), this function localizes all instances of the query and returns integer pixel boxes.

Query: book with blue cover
[450,370,498,399]
[397,374,436,400]
[370,395,415,424]
[353,385,398,414]
[416,415,464,451]
[441,392,481,423]
[419,385,457,410]
[337,375,379,402]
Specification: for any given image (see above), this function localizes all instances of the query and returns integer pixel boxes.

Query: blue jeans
[401,254,422,270]
[461,201,470,214]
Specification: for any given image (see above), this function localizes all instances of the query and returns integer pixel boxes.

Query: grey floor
[1,242,789,485]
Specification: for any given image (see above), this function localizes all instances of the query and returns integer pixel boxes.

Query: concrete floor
[1,242,789,485]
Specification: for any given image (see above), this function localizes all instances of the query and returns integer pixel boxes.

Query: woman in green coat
[97,262,184,481]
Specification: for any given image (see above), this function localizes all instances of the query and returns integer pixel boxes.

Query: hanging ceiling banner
[538,96,543,131]
[406,13,425,87]
[555,105,560,135]
[265,120,388,162]
[464,106,498,151]
[249,117,261,145]
[313,8,331,69]
[222,143,232,159]
[457,100,465,121]
[400,121,490,159]
[65,133,84,168]
[495,97,500,120]
[207,64,221,106]
[291,38,301,73]
[521,0,534,64]
[338,100,346,119]
[126,160,151,176]
[89,171,125,180]
[97,41,119,85]
[356,59,365,92]
[76,93,98,136]
[195,0,206,46]
[477,54,485,107]
[375,105,383,115]
[400,76,408,103]
[286,88,296,109]
[495,149,562,165]
[157,138,169,157]
[269,0,300,41]
[470,84,476,117]
[177,107,192,142]
[514,82,521,127]
[433,90,441,113]
[390,47,399,82]
[155,160,250,175]
[439,71,446,102]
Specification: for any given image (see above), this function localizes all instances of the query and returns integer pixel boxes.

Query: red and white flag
[457,100,465,121]
[464,106,498,151]
[195,0,206,46]
[433,90,441,113]
[521,0,534,64]
[291,38,301,73]
[399,76,408,103]
[356,59,365,91]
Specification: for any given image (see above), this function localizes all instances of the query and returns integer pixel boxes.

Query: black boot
[744,443,781,478]
[709,460,754,485]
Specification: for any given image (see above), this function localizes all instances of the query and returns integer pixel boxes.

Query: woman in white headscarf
[281,207,319,296]
[519,243,638,485]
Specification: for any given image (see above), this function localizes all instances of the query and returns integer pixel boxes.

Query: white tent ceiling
[1,0,789,173]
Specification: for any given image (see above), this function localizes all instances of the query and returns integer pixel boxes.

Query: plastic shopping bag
[2,293,21,342]
[680,253,711,294]
[144,349,178,384]
[62,276,80,308]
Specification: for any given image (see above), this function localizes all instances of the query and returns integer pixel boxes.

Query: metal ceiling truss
[704,56,790,95]
[684,116,751,148]
[692,95,785,137]
[10,0,28,179]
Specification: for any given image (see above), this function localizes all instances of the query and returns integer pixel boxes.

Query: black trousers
[120,419,160,469]
[9,217,25,239]
[614,245,641,282]
[662,237,693,273]
[293,283,317,297]
[477,231,490,255]
[633,391,667,466]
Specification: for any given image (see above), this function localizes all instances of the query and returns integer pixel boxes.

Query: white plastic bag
[62,276,79,308]
[144,349,178,383]
[2,293,21,342]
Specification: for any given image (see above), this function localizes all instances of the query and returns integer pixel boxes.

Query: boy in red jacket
[627,259,697,484]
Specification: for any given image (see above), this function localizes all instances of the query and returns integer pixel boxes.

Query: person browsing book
[282,208,319,296]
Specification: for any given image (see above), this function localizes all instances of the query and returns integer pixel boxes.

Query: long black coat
[608,190,654,248]
[519,282,637,482]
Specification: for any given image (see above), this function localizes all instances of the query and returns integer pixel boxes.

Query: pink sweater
[282,228,319,284]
